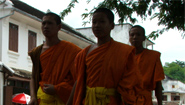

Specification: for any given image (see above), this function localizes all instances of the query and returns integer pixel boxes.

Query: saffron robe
[73,39,142,105]
[29,41,81,104]
[135,49,165,105]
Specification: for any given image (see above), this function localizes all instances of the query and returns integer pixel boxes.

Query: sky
[19,0,185,66]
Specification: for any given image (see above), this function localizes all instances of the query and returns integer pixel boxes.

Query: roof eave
[13,8,95,44]
[0,62,14,76]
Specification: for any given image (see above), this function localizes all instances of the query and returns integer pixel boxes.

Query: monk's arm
[28,70,37,105]
[154,53,164,105]
[30,78,36,97]
[66,81,77,105]
[54,71,75,103]
[155,81,163,105]
[117,50,139,104]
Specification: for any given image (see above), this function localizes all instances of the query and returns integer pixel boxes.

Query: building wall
[2,17,44,72]
[76,27,97,43]
[180,94,185,104]
[0,73,3,105]
[162,77,185,104]
[77,24,153,48]
[1,0,15,61]
[111,24,132,44]
[0,2,12,105]
[77,24,132,44]
[0,20,2,62]
[162,79,185,92]
[163,93,171,101]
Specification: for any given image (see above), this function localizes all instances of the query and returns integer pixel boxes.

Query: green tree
[164,61,185,83]
[175,60,185,68]
[60,0,184,40]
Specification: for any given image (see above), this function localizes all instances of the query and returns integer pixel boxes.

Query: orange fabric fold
[73,39,142,105]
[39,41,81,104]
[135,49,165,105]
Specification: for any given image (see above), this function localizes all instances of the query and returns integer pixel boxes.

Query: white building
[162,75,185,105]
[76,24,154,49]
[0,0,93,105]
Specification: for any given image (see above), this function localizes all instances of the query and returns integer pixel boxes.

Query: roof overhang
[163,91,185,94]
[10,0,95,45]
[8,75,30,82]
[145,38,155,46]
[0,62,14,76]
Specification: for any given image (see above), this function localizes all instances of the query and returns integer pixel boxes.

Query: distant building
[76,24,154,49]
[162,75,185,105]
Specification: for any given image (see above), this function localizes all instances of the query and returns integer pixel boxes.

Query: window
[171,93,180,101]
[28,30,37,52]
[162,95,167,101]
[7,79,15,86]
[23,82,30,89]
[9,23,18,52]
[16,81,22,87]
[7,79,30,89]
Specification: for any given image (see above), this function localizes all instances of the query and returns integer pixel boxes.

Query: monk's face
[92,12,114,39]
[41,15,61,38]
[129,27,145,48]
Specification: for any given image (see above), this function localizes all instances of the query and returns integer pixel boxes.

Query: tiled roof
[10,0,45,19]
[10,0,94,43]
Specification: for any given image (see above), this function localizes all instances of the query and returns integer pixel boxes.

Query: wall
[0,0,13,61]
[76,24,153,49]
[2,17,44,72]
[162,79,185,92]
[162,77,185,104]
[111,24,132,44]
[77,24,132,44]
[0,72,3,105]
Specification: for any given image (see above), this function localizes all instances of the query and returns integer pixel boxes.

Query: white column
[0,72,4,105]
[180,94,185,105]
[167,93,171,101]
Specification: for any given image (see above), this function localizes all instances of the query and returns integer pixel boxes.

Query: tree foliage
[164,60,185,83]
[60,0,184,40]
[175,60,185,68]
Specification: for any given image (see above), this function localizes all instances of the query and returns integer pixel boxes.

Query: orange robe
[29,41,81,104]
[135,49,165,105]
[73,39,142,105]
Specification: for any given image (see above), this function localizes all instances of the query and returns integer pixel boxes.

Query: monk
[67,8,142,105]
[28,12,81,105]
[129,25,165,105]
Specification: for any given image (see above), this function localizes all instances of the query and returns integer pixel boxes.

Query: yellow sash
[37,86,65,105]
[85,86,116,105]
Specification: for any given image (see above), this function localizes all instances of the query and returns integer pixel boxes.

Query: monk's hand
[43,84,56,95]
[28,97,37,105]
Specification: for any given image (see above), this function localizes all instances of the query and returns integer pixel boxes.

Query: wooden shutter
[28,30,37,52]
[9,23,18,52]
